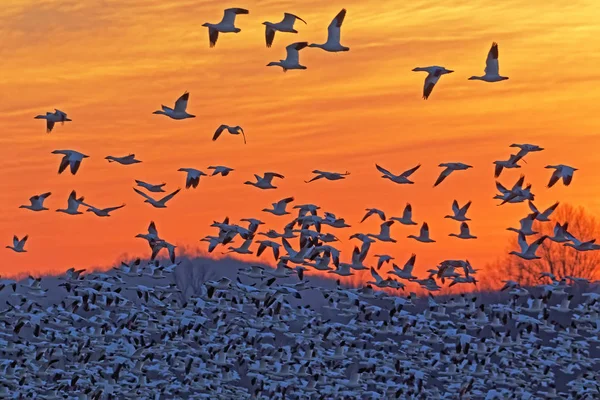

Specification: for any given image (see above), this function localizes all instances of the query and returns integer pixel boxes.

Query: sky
[1,0,600,278]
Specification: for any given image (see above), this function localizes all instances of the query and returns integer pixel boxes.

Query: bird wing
[370,267,383,283]
[529,236,547,253]
[277,197,295,208]
[103,204,126,213]
[222,8,249,25]
[148,221,158,236]
[46,120,55,133]
[159,189,181,204]
[283,12,306,26]
[174,92,189,112]
[264,172,285,180]
[133,188,154,202]
[460,201,472,215]
[434,167,452,187]
[403,204,413,220]
[285,42,308,64]
[360,209,373,223]
[401,164,421,178]
[460,222,470,236]
[70,159,82,175]
[451,200,459,216]
[420,223,429,238]
[547,170,561,188]
[213,125,227,141]
[517,232,528,253]
[327,8,346,44]
[563,173,573,186]
[208,28,219,48]
[13,236,19,247]
[58,156,70,174]
[265,26,276,48]
[528,201,539,214]
[484,42,500,75]
[544,202,559,216]
[422,73,440,100]
[375,164,393,177]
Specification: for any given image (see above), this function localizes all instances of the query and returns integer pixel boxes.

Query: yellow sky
[1,0,600,278]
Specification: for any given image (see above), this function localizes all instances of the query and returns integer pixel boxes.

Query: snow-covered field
[1,256,599,399]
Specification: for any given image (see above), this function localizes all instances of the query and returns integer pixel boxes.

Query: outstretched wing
[213,125,227,141]
[285,42,308,64]
[133,188,154,202]
[375,164,393,177]
[265,26,275,48]
[103,204,126,213]
[484,42,500,75]
[264,172,285,179]
[159,189,181,204]
[174,92,189,112]
[434,167,451,187]
[401,164,421,178]
[58,156,70,174]
[46,120,55,133]
[283,13,306,26]
[327,8,346,44]
[222,8,249,25]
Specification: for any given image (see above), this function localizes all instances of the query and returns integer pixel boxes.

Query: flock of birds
[4,5,600,400]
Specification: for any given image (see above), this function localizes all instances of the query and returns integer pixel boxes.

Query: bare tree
[489,203,600,285]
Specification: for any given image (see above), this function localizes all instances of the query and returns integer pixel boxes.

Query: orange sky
[1,0,600,278]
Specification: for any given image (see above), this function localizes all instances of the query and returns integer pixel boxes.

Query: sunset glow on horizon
[2,0,600,279]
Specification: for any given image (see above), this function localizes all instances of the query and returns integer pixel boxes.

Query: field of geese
[2,5,600,400]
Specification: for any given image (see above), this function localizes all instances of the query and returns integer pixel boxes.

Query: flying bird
[444,200,472,221]
[202,8,249,48]
[305,170,350,183]
[376,164,421,184]
[545,164,577,188]
[6,235,28,253]
[52,150,89,175]
[510,233,547,260]
[133,188,181,208]
[135,180,166,193]
[262,197,295,216]
[263,13,307,48]
[267,42,309,72]
[20,192,52,212]
[85,204,126,217]
[208,166,235,177]
[468,42,509,82]
[105,154,142,165]
[510,143,544,160]
[449,222,477,240]
[34,109,71,133]
[152,92,195,120]
[434,163,473,187]
[244,172,285,190]
[412,66,454,100]
[56,190,85,215]
[309,9,349,52]
[178,168,207,189]
[360,208,386,223]
[390,203,417,225]
[408,222,436,243]
[213,125,246,144]
[494,154,522,178]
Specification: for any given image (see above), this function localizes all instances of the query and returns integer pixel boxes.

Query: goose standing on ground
[152,92,195,120]
[52,150,89,175]
[390,203,417,225]
[20,192,52,212]
[213,125,246,144]
[208,165,235,177]
[434,162,473,187]
[85,204,126,217]
[510,233,548,260]
[412,66,454,100]
[545,164,577,187]
[56,190,85,215]
[135,180,166,193]
[34,109,71,133]
[267,42,309,72]
[6,235,28,253]
[244,172,285,189]
[202,8,249,48]
[305,170,350,183]
[376,164,421,184]
[263,13,307,47]
[468,42,509,82]
[263,197,295,216]
[178,168,207,189]
[449,222,477,240]
[408,222,436,243]
[309,9,349,52]
[105,154,142,165]
[133,188,181,208]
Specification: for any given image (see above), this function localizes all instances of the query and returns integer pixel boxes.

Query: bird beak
[447,70,454,73]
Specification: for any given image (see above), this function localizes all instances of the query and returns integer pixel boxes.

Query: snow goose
[262,197,294,216]
[545,164,577,187]
[135,180,165,193]
[263,13,307,47]
[51,149,89,175]
[510,233,548,260]
[152,92,195,120]
[390,254,417,280]
[178,168,207,189]
[510,143,544,160]
[309,9,349,52]
[6,235,28,253]
[133,188,181,208]
[19,192,51,212]
[85,204,126,217]
[105,154,142,165]
[56,190,85,215]
[434,162,473,187]
[212,125,246,144]
[34,109,71,133]
[360,208,386,223]
[563,234,600,251]
[376,163,421,184]
[374,254,394,270]
[367,221,396,243]
[208,165,234,177]
[449,222,477,239]
[256,240,281,261]
[412,66,454,99]
[507,213,538,235]
[549,222,570,243]
[444,200,472,221]
[493,153,522,178]
[305,170,349,183]
[390,203,417,225]
[244,172,284,189]
[267,42,309,72]
[202,8,249,47]
[408,222,435,243]
[528,201,559,222]
[468,42,509,82]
